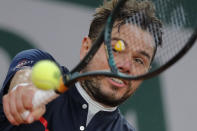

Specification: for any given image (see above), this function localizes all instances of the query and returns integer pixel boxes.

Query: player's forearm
[3,66,48,125]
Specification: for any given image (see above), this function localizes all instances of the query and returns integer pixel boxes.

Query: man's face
[80,24,155,107]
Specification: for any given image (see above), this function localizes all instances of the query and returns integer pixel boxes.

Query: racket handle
[21,89,58,120]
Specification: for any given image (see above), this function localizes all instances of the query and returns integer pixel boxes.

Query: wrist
[11,83,31,92]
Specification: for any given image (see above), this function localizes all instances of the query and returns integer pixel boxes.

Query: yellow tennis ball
[114,40,125,52]
[31,60,61,90]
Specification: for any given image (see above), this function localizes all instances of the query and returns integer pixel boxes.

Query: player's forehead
[111,23,155,54]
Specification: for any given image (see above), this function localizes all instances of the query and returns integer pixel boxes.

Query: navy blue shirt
[0,49,135,131]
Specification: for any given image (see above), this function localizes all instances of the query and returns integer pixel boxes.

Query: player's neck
[76,82,117,109]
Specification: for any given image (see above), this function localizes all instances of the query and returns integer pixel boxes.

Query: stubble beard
[80,77,131,107]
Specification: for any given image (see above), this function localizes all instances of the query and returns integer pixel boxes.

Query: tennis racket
[60,0,197,88]
[21,0,197,119]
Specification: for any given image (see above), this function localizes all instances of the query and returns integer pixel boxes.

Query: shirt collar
[75,82,117,112]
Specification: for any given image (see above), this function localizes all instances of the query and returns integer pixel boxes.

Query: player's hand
[2,84,46,125]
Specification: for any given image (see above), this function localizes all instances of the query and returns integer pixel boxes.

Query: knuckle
[3,104,8,115]
[10,120,16,125]
[21,89,31,99]
[3,97,11,119]
[23,101,32,110]
[10,110,24,125]
[10,108,17,118]
[21,92,27,100]
[15,85,21,92]
[8,91,15,100]
[17,117,24,124]
[16,98,24,113]
[2,95,8,104]
[3,108,9,119]
[16,103,24,113]
[9,90,14,95]
[9,105,17,117]
[26,104,33,110]
[22,93,33,109]
[3,105,9,118]
[16,86,25,94]
[7,115,17,125]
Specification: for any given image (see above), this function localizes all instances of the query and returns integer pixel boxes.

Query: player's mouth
[107,77,128,88]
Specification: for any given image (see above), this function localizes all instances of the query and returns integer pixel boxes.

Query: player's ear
[80,36,92,60]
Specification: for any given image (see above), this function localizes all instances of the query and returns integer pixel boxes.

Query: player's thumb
[26,105,46,123]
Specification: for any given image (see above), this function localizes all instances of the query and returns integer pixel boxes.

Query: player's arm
[0,49,57,126]
[2,67,46,126]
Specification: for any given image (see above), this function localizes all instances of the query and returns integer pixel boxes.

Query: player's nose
[117,58,132,75]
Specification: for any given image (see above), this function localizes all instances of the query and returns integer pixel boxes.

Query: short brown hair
[88,0,162,46]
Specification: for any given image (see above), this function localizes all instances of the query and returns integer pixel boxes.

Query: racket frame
[63,0,197,86]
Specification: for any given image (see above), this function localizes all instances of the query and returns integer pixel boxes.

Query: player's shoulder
[13,49,55,60]
[0,49,58,95]
[115,110,135,131]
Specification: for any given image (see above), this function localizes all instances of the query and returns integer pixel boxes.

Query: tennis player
[0,0,162,130]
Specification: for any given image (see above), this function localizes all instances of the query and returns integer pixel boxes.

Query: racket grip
[21,89,58,120]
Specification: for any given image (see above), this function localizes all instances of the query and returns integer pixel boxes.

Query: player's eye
[113,40,125,52]
[134,58,144,65]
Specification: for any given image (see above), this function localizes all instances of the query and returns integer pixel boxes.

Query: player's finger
[22,87,35,110]
[3,94,18,125]
[20,87,36,123]
[29,105,46,122]
[15,87,28,123]
[9,91,24,125]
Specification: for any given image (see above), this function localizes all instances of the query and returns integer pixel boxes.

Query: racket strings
[112,15,155,76]
[108,0,194,77]
[151,1,192,69]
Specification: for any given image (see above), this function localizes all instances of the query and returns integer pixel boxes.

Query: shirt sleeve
[1,49,57,95]
[0,49,57,128]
